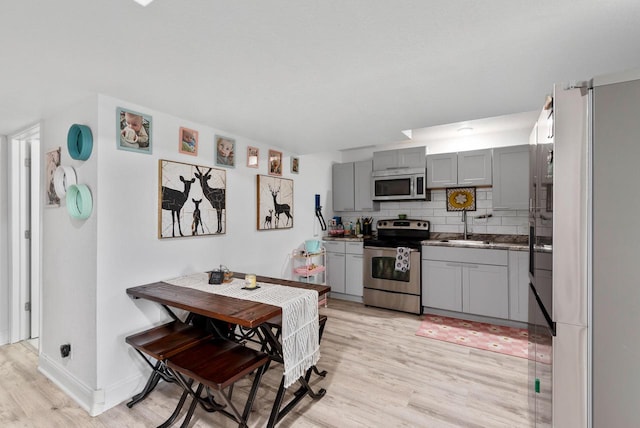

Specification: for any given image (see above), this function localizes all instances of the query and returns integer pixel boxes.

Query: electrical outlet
[60,344,71,358]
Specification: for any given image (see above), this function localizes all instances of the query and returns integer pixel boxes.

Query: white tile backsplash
[338,188,528,236]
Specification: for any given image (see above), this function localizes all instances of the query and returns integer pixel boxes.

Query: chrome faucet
[462,211,469,240]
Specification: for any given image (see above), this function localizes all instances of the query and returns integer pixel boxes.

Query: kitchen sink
[439,239,492,246]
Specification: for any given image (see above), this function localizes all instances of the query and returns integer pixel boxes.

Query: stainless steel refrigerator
[528,97,555,428]
[530,69,640,427]
[590,71,640,427]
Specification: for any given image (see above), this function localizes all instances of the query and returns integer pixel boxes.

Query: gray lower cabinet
[508,250,529,322]
[345,253,364,296]
[422,246,509,319]
[463,263,508,318]
[326,251,346,294]
[422,260,463,311]
[325,240,363,296]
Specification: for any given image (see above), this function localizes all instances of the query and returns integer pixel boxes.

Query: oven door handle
[364,246,419,252]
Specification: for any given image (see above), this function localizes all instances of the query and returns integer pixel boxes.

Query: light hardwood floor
[0,299,534,427]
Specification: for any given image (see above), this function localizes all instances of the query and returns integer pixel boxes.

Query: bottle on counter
[355,218,361,235]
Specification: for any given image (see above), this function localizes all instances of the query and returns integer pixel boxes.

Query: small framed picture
[268,149,283,176]
[179,127,198,156]
[45,147,61,207]
[215,135,236,168]
[247,146,259,168]
[291,156,300,174]
[117,107,152,154]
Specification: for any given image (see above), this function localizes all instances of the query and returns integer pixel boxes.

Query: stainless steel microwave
[372,168,427,201]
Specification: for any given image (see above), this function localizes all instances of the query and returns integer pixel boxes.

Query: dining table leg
[267,377,287,428]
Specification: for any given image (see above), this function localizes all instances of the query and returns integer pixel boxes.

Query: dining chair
[125,320,213,408]
[162,339,270,428]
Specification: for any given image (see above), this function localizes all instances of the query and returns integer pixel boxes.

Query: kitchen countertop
[322,235,367,242]
[323,233,528,250]
[422,233,528,251]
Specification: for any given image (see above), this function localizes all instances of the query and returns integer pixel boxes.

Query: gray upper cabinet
[427,149,492,188]
[457,149,492,186]
[492,145,529,210]
[426,153,457,187]
[354,160,377,211]
[373,146,426,171]
[332,160,378,212]
[332,163,355,211]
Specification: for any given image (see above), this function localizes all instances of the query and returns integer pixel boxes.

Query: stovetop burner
[364,219,430,249]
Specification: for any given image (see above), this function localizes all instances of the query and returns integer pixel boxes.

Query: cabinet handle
[466,264,479,269]
[446,262,461,267]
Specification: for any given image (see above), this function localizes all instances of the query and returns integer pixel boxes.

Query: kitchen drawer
[324,240,346,253]
[422,246,508,266]
[345,242,363,255]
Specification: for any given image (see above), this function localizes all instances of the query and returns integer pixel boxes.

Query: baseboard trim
[0,329,9,346]
[38,352,147,416]
[38,352,103,416]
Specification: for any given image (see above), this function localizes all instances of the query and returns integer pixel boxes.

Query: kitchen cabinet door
[462,263,509,318]
[421,259,462,312]
[354,160,378,211]
[493,145,529,210]
[327,251,346,294]
[374,146,426,170]
[508,250,529,322]
[332,163,355,211]
[345,253,364,296]
[397,146,426,169]
[372,149,397,170]
[426,153,458,188]
[458,149,492,186]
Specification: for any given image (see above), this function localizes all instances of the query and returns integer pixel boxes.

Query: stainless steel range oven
[363,219,430,314]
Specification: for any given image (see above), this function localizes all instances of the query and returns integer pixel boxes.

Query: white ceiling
[2,1,640,154]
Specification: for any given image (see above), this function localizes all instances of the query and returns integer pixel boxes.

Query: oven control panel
[376,219,430,231]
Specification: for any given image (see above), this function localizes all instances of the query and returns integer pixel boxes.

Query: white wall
[0,135,9,344]
[38,95,100,410]
[32,95,338,414]
[420,128,531,155]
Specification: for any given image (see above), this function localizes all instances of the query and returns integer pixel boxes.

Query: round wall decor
[52,165,77,198]
[66,184,93,220]
[67,124,93,160]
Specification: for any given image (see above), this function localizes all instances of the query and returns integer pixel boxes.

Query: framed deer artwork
[256,175,293,230]
[158,159,226,238]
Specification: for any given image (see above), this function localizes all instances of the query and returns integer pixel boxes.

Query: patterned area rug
[416,314,551,364]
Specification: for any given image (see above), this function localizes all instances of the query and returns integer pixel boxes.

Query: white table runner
[165,273,320,388]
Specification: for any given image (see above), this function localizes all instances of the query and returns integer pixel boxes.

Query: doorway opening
[9,124,41,349]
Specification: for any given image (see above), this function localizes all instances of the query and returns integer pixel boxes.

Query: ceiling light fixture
[401,129,412,139]
[133,0,154,6]
[457,126,474,136]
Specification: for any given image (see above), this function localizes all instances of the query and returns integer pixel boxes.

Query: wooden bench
[125,321,213,408]
[163,339,270,428]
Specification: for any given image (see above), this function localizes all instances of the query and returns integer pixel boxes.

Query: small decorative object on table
[243,273,258,290]
[209,265,229,285]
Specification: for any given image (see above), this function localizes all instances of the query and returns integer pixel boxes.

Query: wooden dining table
[126,271,331,427]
